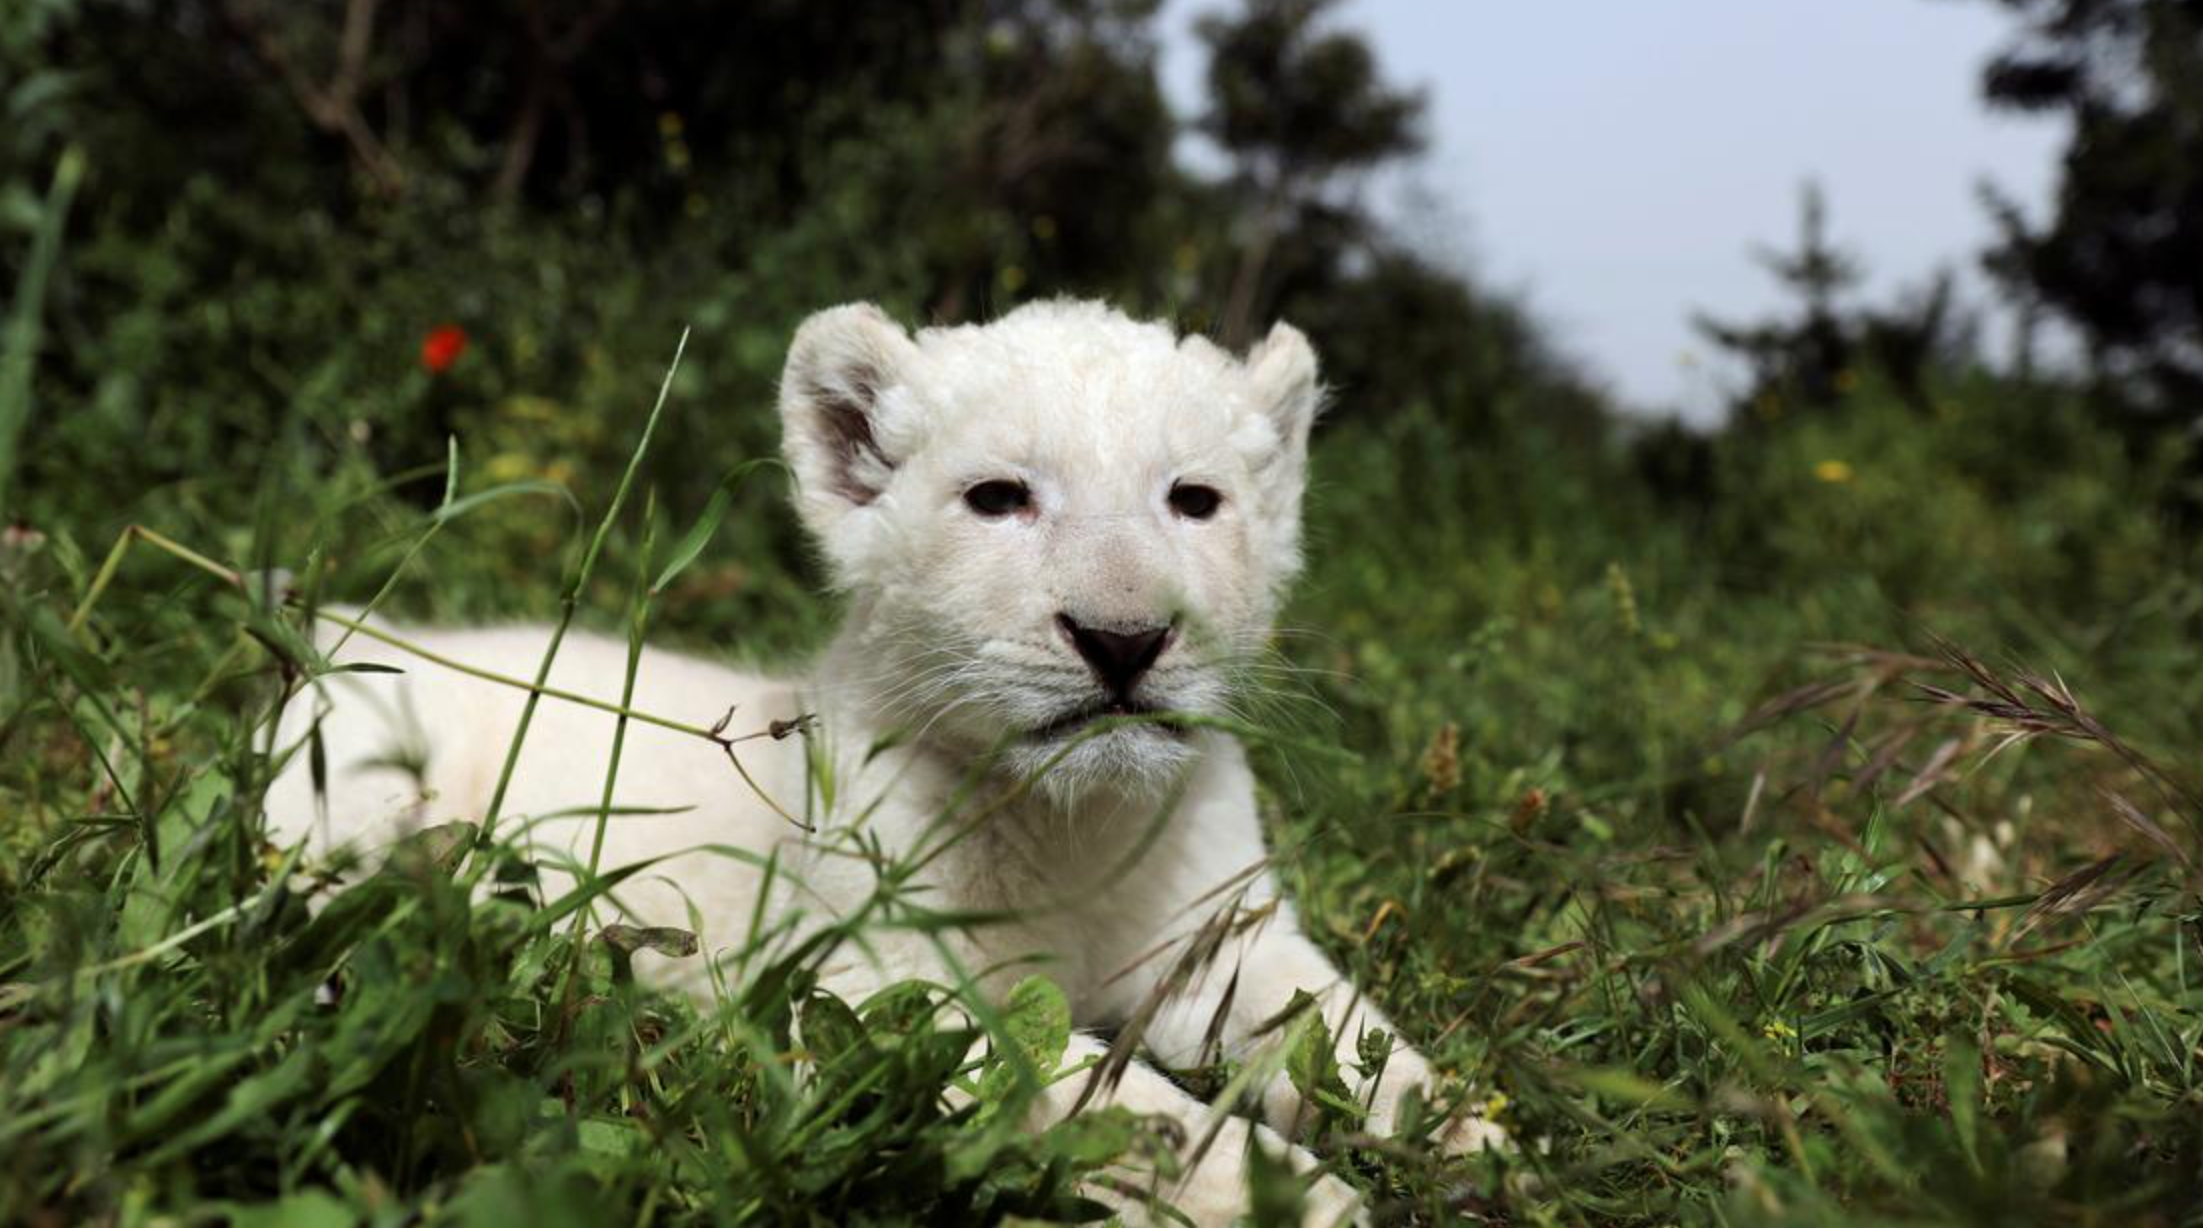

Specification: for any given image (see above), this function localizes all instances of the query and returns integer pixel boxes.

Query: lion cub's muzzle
[1029,612,1189,740]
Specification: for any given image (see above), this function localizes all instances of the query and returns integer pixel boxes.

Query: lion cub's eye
[963,480,1032,518]
[1168,483,1223,521]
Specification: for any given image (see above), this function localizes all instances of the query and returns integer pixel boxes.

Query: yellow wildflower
[1813,459,1854,484]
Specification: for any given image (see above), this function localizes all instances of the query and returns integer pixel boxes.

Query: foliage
[0,0,1589,557]
[1269,375,2203,1225]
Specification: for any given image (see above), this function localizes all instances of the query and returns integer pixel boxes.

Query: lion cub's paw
[1154,1167,1365,1228]
[1301,1171,1371,1227]
[1140,1118,1368,1228]
[1437,1109,1511,1156]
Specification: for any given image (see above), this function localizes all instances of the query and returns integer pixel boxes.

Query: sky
[1156,0,2068,421]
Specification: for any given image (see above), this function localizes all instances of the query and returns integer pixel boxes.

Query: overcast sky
[1157,0,2067,421]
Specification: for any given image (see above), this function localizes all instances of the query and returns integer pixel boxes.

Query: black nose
[1058,614,1172,697]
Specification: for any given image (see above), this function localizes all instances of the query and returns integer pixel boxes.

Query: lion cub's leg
[810,944,1359,1226]
[1046,1034,1362,1228]
[1146,920,1507,1157]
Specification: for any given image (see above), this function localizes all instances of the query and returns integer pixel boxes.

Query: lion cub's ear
[779,303,924,569]
[1244,320,1323,512]
[1240,322,1324,589]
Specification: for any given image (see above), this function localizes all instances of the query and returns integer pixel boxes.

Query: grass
[3,252,2201,1228]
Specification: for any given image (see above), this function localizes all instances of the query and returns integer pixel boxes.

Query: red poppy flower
[420,324,468,374]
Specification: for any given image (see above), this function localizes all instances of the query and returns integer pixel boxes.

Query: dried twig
[219,0,405,194]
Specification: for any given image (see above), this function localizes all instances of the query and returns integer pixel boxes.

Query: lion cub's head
[778,300,1320,799]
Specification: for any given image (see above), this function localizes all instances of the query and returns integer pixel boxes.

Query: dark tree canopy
[1193,0,1426,344]
[1694,184,1864,419]
[1196,0,1424,181]
[1696,184,1976,424]
[1971,0,2203,424]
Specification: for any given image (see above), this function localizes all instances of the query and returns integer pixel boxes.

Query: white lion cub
[265,300,1501,1224]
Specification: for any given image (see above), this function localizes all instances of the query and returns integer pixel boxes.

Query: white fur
[264,300,1499,1226]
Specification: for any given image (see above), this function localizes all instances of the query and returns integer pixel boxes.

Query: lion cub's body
[271,621,1274,1021]
[266,301,1496,1226]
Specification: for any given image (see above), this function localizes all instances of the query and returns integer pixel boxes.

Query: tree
[1694,183,1864,420]
[1194,0,1423,345]
[1965,0,2203,428]
[1697,183,1975,421]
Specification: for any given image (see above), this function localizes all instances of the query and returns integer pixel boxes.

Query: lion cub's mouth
[1029,701,1189,741]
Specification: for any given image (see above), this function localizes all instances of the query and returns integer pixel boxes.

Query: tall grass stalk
[0,146,83,522]
[475,329,689,847]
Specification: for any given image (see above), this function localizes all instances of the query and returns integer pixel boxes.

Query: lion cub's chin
[998,721,1202,808]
